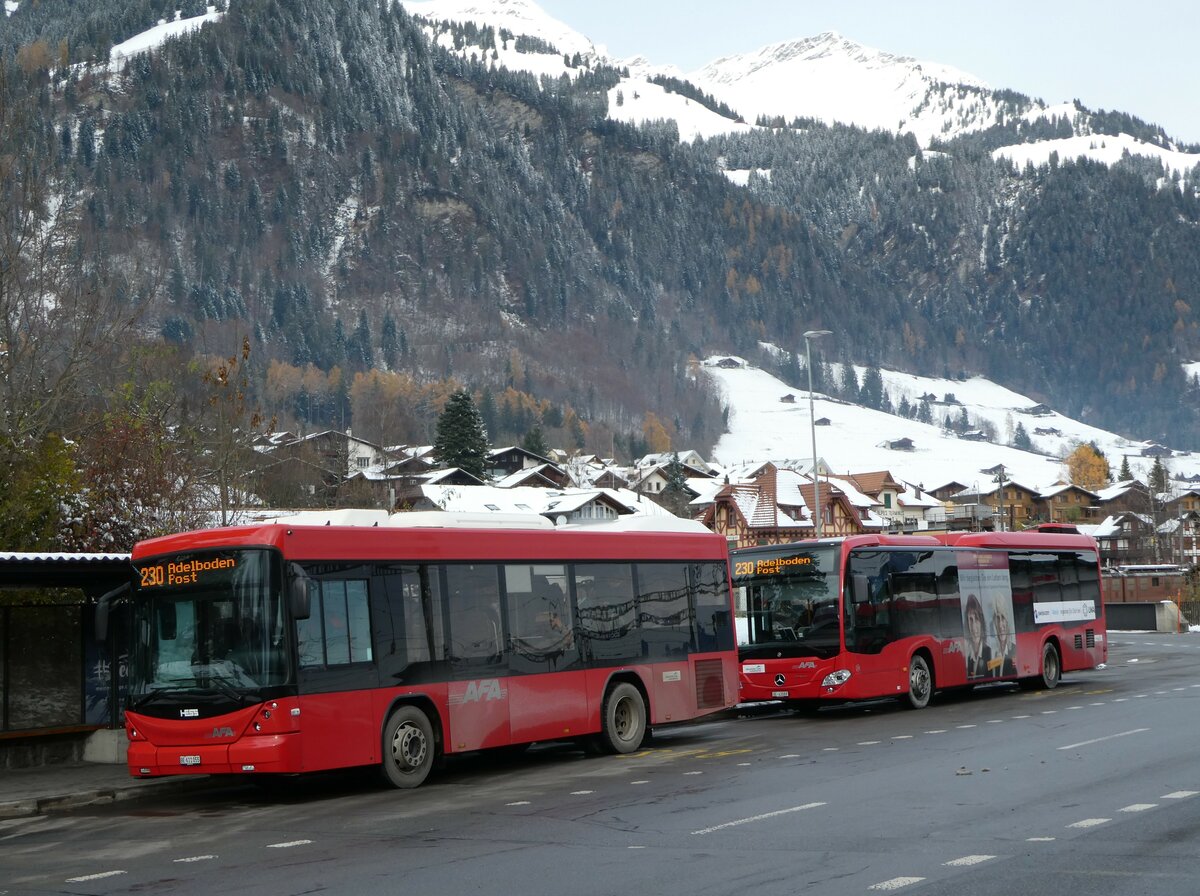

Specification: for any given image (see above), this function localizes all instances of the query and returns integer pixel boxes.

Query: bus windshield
[735,545,840,658]
[130,549,289,704]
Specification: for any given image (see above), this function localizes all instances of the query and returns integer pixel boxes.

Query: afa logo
[451,678,508,705]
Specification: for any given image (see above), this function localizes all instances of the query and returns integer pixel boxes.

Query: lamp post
[804,329,831,538]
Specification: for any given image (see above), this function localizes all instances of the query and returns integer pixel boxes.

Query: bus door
[445,565,511,751]
[295,576,378,769]
[503,564,587,744]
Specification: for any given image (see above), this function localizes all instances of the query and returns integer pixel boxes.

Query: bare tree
[0,63,151,446]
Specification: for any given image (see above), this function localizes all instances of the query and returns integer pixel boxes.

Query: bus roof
[131,512,727,563]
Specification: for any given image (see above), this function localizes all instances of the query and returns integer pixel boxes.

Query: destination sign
[733,555,814,578]
[137,556,238,589]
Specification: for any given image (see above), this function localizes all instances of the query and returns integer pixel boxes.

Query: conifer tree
[1149,456,1169,495]
[1118,455,1133,481]
[434,390,489,478]
[1013,422,1033,451]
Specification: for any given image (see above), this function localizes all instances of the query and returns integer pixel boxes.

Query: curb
[0,776,219,820]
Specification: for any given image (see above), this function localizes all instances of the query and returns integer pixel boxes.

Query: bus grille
[694,659,725,709]
[1075,630,1096,649]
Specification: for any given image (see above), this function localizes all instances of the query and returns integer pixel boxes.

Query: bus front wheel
[904,654,933,710]
[599,682,647,754]
[381,706,436,789]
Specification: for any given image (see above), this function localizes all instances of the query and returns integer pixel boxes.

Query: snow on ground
[109,7,223,63]
[994,131,1200,178]
[703,356,1200,492]
[607,77,752,143]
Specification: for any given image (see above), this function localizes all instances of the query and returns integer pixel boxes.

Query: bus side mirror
[851,575,871,605]
[94,582,129,644]
[289,563,312,620]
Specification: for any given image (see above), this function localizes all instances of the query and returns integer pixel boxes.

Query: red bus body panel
[737,530,1107,705]
[126,521,739,779]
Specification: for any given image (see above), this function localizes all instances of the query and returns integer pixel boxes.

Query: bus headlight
[821,670,851,688]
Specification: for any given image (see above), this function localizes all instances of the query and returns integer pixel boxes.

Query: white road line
[1027,836,1056,842]
[823,747,839,752]
[1057,728,1150,750]
[174,855,216,863]
[1119,804,1157,813]
[66,871,127,882]
[944,855,995,866]
[779,754,801,759]
[691,802,826,835]
[1012,715,1031,719]
[858,741,881,745]
[1067,706,1084,710]
[986,719,1004,724]
[1090,702,1106,706]
[683,771,703,776]
[630,780,650,785]
[869,876,925,890]
[892,735,913,739]
[507,800,531,806]
[1163,791,1199,799]
[924,729,947,734]
[1041,710,1057,715]
[266,840,313,848]
[571,790,595,795]
[1068,818,1110,828]
[956,724,977,729]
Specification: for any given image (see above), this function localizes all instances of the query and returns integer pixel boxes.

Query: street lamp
[804,329,832,538]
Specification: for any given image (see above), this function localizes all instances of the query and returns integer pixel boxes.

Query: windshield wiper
[204,676,248,705]
[131,685,197,710]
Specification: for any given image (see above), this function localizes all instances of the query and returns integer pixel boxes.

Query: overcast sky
[537,0,1200,145]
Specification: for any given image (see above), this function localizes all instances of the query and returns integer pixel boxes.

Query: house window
[356,456,369,469]
[883,494,892,508]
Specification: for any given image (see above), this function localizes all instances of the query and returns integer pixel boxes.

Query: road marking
[266,840,313,848]
[1012,715,1031,719]
[779,754,802,759]
[869,876,925,890]
[1067,706,1084,710]
[737,762,751,766]
[1119,804,1157,813]
[507,800,531,806]
[858,741,881,745]
[691,802,826,835]
[1090,702,1106,706]
[986,719,1004,724]
[683,771,703,776]
[174,855,216,863]
[65,871,126,882]
[1068,818,1110,828]
[1027,837,1056,842]
[956,724,977,729]
[892,735,913,739]
[1058,728,1149,750]
[924,729,947,734]
[571,790,595,795]
[944,855,995,866]
[630,780,650,785]
[823,747,839,752]
[1163,791,1198,799]
[1040,710,1057,715]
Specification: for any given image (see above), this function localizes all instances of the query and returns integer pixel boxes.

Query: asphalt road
[3,631,1199,896]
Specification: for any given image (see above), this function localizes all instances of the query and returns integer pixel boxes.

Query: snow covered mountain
[398,0,1200,170]
[703,356,1200,494]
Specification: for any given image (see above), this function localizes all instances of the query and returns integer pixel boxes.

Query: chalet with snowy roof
[1164,487,1200,515]
[846,471,906,524]
[636,450,714,476]
[1038,483,1100,524]
[1141,443,1172,458]
[929,481,970,502]
[397,484,647,526]
[1094,480,1153,516]
[700,464,867,548]
[1083,513,1157,567]
[495,463,570,489]
[883,437,914,451]
[1155,511,1200,568]
[485,446,559,479]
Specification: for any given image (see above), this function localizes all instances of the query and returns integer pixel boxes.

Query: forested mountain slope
[6,0,1200,453]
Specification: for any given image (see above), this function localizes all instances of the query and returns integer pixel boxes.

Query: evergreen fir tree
[433,390,489,478]
[1013,422,1033,451]
[521,424,548,457]
[1118,455,1133,481]
[1149,456,1169,494]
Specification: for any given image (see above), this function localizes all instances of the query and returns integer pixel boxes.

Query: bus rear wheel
[599,682,647,754]
[381,706,435,789]
[904,654,933,709]
[1021,642,1061,691]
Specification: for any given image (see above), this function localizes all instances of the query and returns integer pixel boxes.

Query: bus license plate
[772,690,789,698]
[180,755,202,766]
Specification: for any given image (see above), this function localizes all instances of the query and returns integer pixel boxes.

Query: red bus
[109,512,738,787]
[733,529,1107,709]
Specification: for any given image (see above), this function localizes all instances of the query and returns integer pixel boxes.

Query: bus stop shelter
[0,553,131,767]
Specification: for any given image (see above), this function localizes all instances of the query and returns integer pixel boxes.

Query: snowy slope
[704,357,1199,493]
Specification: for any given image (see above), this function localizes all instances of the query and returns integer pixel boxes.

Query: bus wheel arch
[904,650,934,710]
[380,698,442,789]
[1022,639,1062,691]
[598,674,649,754]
